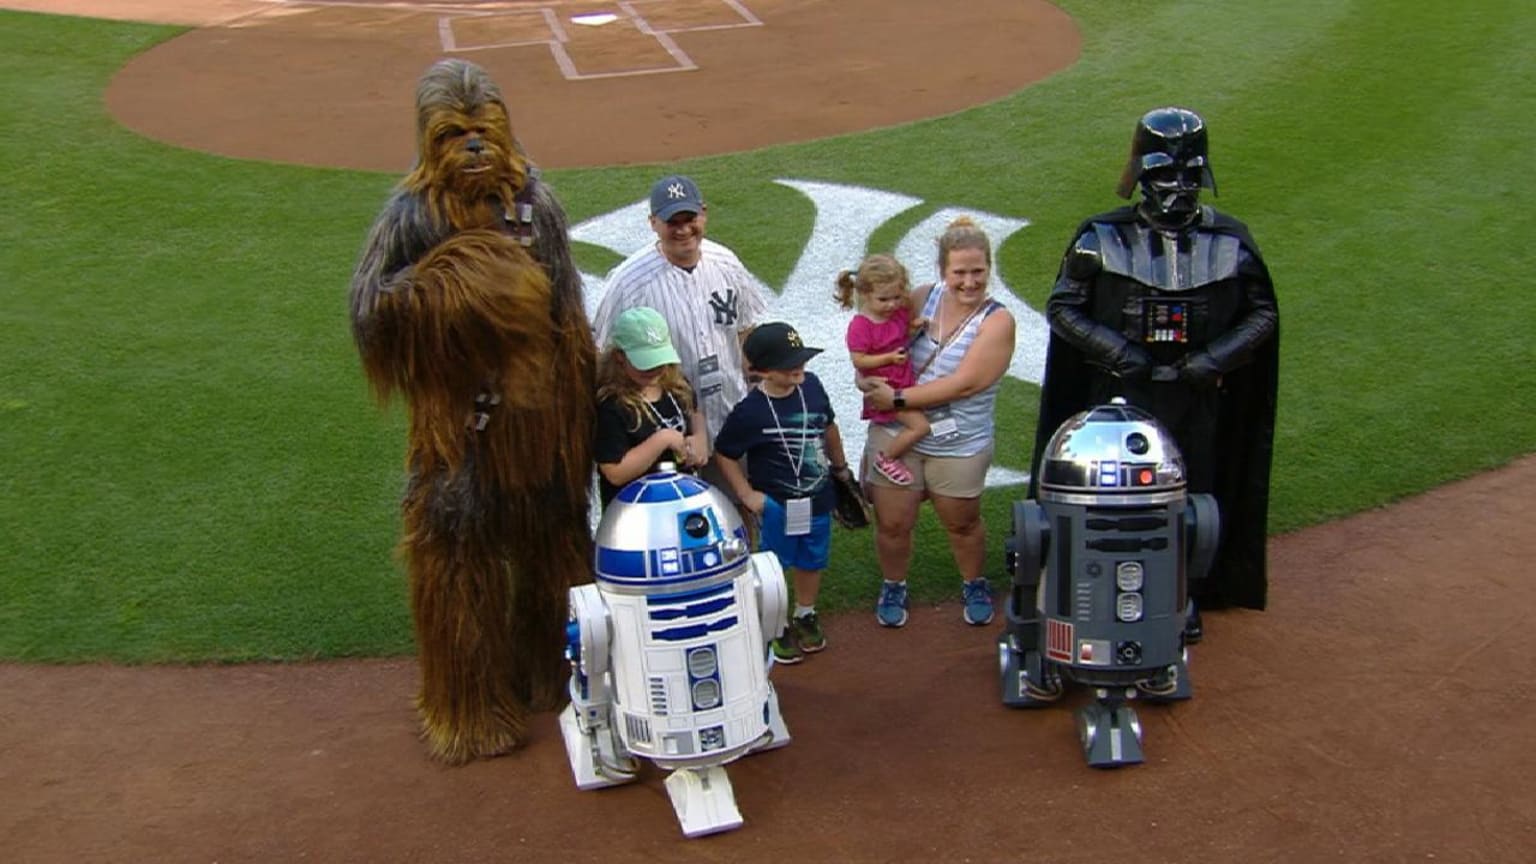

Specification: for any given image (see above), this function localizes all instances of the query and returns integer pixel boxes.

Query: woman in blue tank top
[858,217,1017,629]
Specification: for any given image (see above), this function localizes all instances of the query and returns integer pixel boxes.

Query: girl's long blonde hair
[595,346,695,433]
[833,253,911,311]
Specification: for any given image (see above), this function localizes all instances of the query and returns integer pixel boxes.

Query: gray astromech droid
[1000,399,1219,767]
[560,468,792,837]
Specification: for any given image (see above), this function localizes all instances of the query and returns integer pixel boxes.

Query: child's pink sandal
[873,452,914,486]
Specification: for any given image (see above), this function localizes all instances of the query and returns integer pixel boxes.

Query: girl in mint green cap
[594,306,708,508]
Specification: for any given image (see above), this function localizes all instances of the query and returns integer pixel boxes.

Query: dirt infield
[5,2,1535,861]
[68,0,1080,171]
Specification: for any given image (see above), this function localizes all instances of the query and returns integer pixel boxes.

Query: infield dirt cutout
[4,2,1535,862]
[50,0,1081,171]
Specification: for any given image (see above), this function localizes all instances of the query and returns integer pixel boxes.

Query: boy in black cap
[714,322,852,664]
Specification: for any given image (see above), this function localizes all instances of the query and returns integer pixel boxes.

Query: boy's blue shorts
[759,497,832,571]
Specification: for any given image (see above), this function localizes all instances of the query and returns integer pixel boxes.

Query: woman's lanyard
[915,290,986,381]
[763,385,812,492]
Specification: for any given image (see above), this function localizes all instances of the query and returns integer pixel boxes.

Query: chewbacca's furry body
[350,59,595,765]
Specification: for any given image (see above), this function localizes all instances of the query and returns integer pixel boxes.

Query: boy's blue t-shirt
[714,372,837,515]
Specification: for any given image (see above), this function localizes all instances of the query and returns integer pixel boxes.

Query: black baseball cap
[744,322,823,371]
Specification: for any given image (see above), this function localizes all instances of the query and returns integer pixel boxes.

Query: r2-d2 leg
[559,583,639,789]
[663,766,744,838]
[750,551,792,751]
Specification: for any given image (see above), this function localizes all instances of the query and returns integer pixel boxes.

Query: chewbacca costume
[349,59,596,765]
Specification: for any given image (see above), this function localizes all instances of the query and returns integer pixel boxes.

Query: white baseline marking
[620,1,698,72]
[267,0,765,81]
[720,0,763,26]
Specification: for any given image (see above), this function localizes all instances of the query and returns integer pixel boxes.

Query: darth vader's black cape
[1029,206,1280,610]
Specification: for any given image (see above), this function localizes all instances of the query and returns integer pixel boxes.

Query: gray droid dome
[1038,399,1185,499]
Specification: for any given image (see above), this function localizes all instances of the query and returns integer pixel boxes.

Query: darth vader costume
[1031,107,1280,618]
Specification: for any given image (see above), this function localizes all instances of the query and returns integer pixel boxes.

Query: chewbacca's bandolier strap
[469,391,502,431]
[506,175,540,247]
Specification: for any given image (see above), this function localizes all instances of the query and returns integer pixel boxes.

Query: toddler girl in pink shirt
[836,254,929,486]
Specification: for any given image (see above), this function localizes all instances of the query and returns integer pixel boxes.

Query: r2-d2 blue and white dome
[559,468,791,837]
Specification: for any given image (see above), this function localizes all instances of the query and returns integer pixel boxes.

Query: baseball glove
[830,467,871,530]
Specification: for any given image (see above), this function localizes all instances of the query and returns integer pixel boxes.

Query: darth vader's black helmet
[1115,107,1217,227]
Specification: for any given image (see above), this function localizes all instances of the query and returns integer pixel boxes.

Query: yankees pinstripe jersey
[592,238,768,442]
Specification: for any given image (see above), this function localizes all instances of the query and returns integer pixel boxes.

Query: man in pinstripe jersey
[592,175,769,500]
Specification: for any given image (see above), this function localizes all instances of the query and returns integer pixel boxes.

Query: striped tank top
[907,286,1005,457]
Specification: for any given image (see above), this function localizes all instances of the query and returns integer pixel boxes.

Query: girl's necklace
[642,390,685,431]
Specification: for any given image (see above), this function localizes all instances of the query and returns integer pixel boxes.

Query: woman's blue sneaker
[876,581,909,628]
[962,577,994,625]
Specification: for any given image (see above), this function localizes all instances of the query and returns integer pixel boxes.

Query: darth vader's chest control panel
[1141,297,1189,344]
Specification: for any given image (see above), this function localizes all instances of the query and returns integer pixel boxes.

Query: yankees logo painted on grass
[573,179,1047,489]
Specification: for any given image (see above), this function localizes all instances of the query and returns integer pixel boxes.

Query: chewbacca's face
[422,102,520,196]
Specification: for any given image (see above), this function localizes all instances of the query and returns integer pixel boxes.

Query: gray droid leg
[1000,501,1062,706]
[999,615,1063,706]
[1183,494,1221,644]
[1136,648,1192,702]
[1183,598,1204,645]
[1077,690,1144,768]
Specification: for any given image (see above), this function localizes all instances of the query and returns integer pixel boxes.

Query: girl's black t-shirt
[594,390,693,507]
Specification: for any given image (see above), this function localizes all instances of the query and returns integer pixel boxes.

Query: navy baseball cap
[745,322,823,371]
[650,175,705,220]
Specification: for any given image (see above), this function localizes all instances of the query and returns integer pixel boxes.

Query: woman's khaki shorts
[862,423,993,498]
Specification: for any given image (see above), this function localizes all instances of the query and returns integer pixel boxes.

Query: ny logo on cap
[786,329,803,348]
[667,182,688,200]
[643,326,664,344]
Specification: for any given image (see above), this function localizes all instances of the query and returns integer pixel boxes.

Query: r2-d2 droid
[1000,399,1219,767]
[559,468,792,837]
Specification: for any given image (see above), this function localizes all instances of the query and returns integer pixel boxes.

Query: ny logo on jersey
[709,289,738,326]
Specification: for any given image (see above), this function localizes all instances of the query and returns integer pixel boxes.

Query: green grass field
[3,0,1534,662]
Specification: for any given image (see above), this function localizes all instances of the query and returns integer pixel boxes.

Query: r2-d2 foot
[559,469,792,837]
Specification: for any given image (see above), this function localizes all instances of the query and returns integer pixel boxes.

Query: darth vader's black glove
[1177,351,1222,386]
[1110,341,1155,381]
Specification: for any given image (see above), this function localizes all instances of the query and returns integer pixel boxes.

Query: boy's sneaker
[770,628,804,664]
[794,612,826,653]
[962,577,994,626]
[876,581,909,628]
